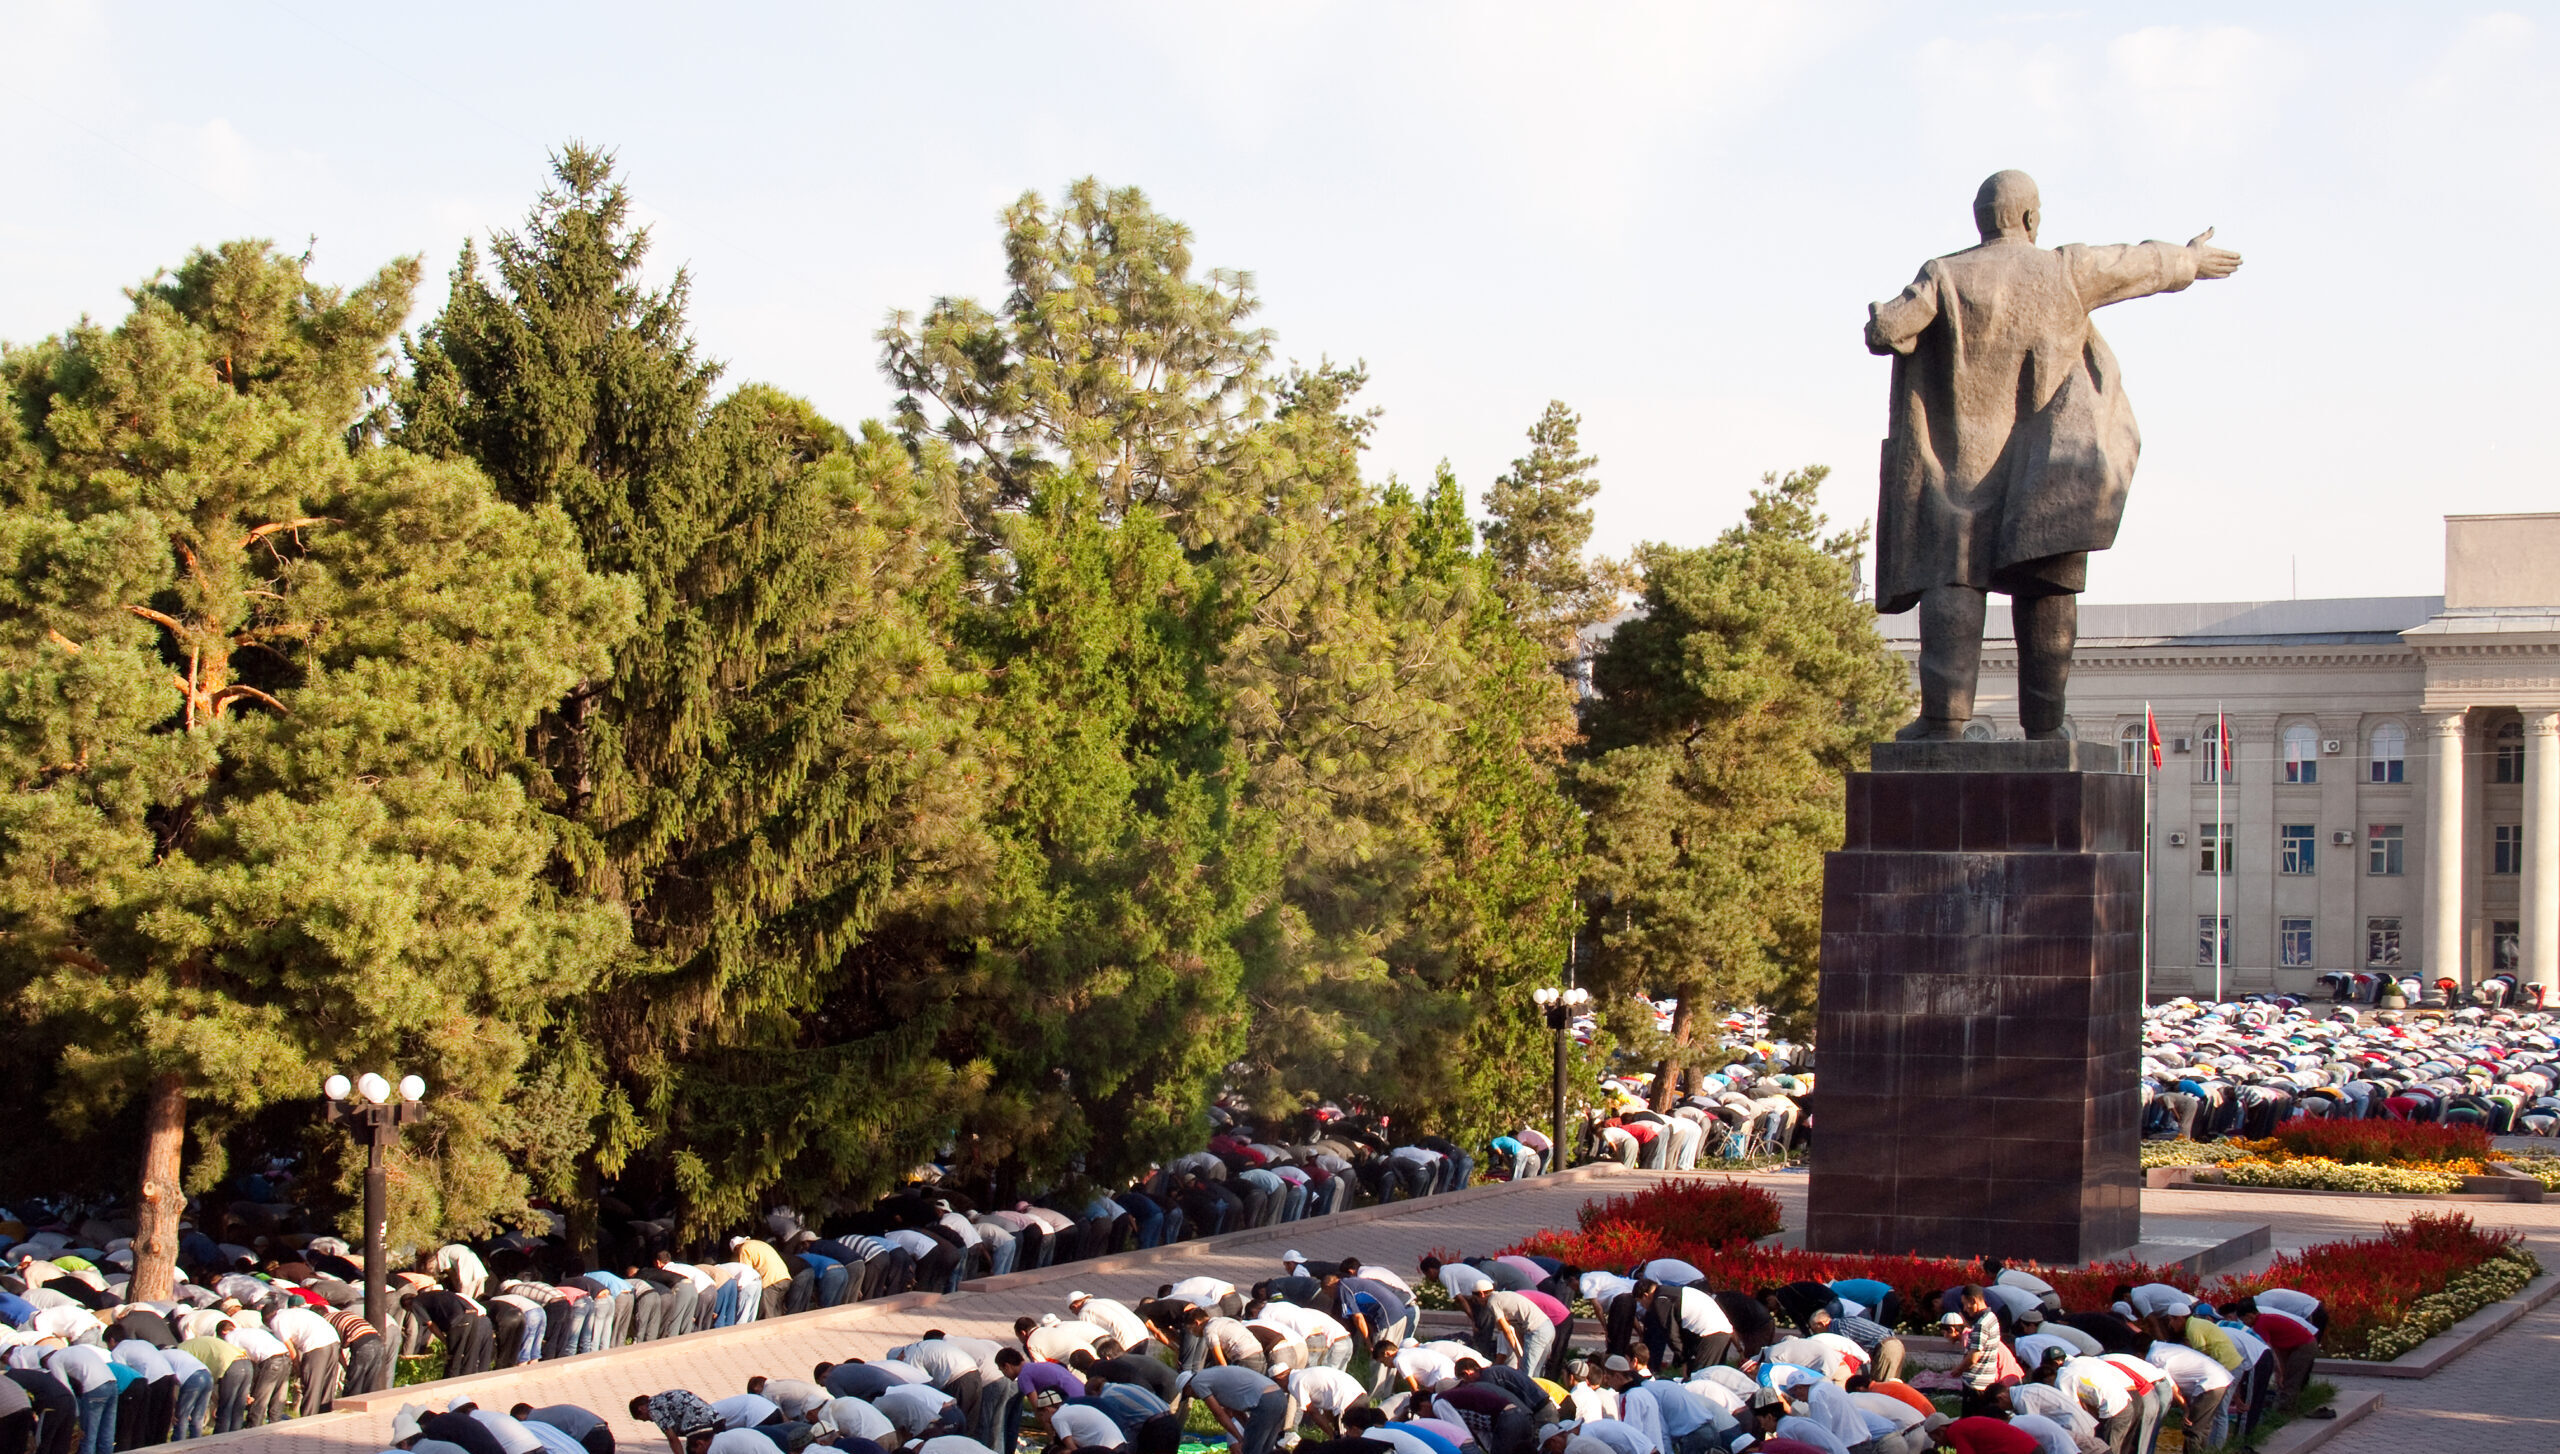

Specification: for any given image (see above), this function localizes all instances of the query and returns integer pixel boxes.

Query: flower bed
[1507,1189,2536,1363]
[2214,1212,2539,1359]
[2262,1119,2490,1164]
[2144,1122,2501,1192]
[2214,1158,2469,1194]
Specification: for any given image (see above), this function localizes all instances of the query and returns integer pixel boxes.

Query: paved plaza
[173,1170,2560,1454]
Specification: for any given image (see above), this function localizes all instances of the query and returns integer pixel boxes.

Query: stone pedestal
[1806,743,2144,1265]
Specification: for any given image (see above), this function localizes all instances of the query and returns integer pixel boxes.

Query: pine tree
[401,148,992,1229]
[1577,467,1908,1093]
[0,241,634,1297]
[1480,401,1631,666]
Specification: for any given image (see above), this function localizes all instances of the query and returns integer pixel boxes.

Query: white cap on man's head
[1284,1250,1306,1265]
[1068,1291,1091,1305]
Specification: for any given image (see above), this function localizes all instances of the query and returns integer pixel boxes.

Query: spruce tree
[401,149,990,1227]
[1577,468,1908,1091]
[0,241,633,1297]
[1480,401,1631,667]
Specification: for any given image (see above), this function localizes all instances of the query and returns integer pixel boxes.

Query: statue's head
[1973,170,2040,243]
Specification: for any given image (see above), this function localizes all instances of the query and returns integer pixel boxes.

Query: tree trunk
[1651,997,1695,1111]
[130,1073,187,1301]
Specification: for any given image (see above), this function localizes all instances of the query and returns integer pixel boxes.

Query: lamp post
[323,1071,427,1336]
[1531,985,1590,1172]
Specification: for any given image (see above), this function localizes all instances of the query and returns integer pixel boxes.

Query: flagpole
[2142,701,2155,1008]
[2215,701,2226,1004]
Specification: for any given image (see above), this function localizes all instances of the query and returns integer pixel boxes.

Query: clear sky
[5,3,2552,604]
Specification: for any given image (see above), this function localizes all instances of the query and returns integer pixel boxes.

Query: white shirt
[1026,1320,1107,1362]
[2056,1357,2134,1420]
[2145,1342,2231,1395]
[1566,1384,1621,1423]
[1773,1414,1850,1454]
[1047,1405,1125,1449]
[1982,1284,2043,1321]
[1167,1277,1236,1304]
[1846,1392,1924,1433]
[1996,1268,2056,1300]
[919,1439,999,1454]
[1287,1366,1365,1416]
[874,1384,956,1435]
[2125,1283,2190,1318]
[2252,1288,2319,1320]
[2002,1383,2099,1448]
[1437,1264,1494,1297]
[269,1306,340,1355]
[893,1340,981,1386]
[1074,1298,1150,1350]
[1667,1286,1731,1337]
[1617,1384,1667,1454]
[1580,1273,1636,1311]
[709,1394,778,1429]
[2010,1413,2074,1454]
[1577,1419,1656,1454]
[820,1398,896,1445]
[468,1411,547,1454]
[1254,1301,1347,1344]
[703,1432,778,1454]
[1390,1345,1456,1388]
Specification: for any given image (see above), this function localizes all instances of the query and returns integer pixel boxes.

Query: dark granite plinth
[1869,738,2122,774]
[1806,766,2143,1265]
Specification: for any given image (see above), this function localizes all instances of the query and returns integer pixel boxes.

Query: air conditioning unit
[2172,737,2193,754]
[2322,738,2343,755]
[2168,831,2188,847]
[2332,830,2354,846]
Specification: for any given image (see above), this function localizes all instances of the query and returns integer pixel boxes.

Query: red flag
[2145,707,2162,768]
[2219,712,2233,773]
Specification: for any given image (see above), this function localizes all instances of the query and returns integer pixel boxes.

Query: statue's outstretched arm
[1866,272,1940,356]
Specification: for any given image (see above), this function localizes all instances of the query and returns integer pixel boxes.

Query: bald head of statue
[1973,169,2040,243]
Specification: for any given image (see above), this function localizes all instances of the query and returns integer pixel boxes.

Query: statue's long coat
[1866,237,2197,614]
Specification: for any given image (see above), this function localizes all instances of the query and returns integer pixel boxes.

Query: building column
[2525,710,2560,997]
[2424,710,2470,986]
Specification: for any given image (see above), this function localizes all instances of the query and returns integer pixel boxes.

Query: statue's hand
[2187,227,2243,280]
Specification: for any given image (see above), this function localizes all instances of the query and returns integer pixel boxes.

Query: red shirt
[2252,1312,2317,1351]
[1944,1417,2041,1454]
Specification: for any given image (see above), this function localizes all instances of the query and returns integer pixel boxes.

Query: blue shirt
[582,1270,632,1292]
[1384,1424,1461,1454]
[1830,1278,1893,1313]
[0,1291,32,1329]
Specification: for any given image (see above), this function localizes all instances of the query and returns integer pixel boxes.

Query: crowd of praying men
[339,1240,2327,1454]
[2141,998,2560,1136]
[0,1101,1559,1454]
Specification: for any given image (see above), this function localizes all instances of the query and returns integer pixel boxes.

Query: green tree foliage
[1577,467,1908,1084]
[0,241,634,1295]
[399,149,991,1228]
[1481,401,1632,667]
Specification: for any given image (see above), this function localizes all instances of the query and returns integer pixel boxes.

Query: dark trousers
[295,1346,343,1417]
[5,1372,75,1454]
[110,1378,148,1451]
[212,1362,253,1434]
[444,1313,497,1376]
[343,1338,392,1398]
[246,1356,293,1428]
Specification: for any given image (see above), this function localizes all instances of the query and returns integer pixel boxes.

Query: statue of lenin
[1868,170,2242,741]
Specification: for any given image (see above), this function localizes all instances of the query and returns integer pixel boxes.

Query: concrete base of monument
[1768,1213,2267,1276]
[2105,1216,2270,1277]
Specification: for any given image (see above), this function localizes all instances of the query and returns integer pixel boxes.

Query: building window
[2369,722,2405,783]
[2283,723,2319,784]
[2495,720,2525,783]
[2198,822,2234,875]
[2200,722,2232,784]
[2280,824,2317,874]
[2494,823,2524,875]
[2119,723,2149,777]
[2495,920,2521,971]
[2366,916,2403,967]
[2281,918,2314,968]
[2197,915,2231,968]
[2368,823,2404,876]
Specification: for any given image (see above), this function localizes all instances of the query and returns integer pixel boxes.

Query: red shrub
[2263,1119,2491,1165]
[2203,1211,2524,1358]
[1505,1190,2520,1354]
[1578,1179,1785,1249]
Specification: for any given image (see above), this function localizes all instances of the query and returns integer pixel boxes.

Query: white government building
[1878,513,2560,1002]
